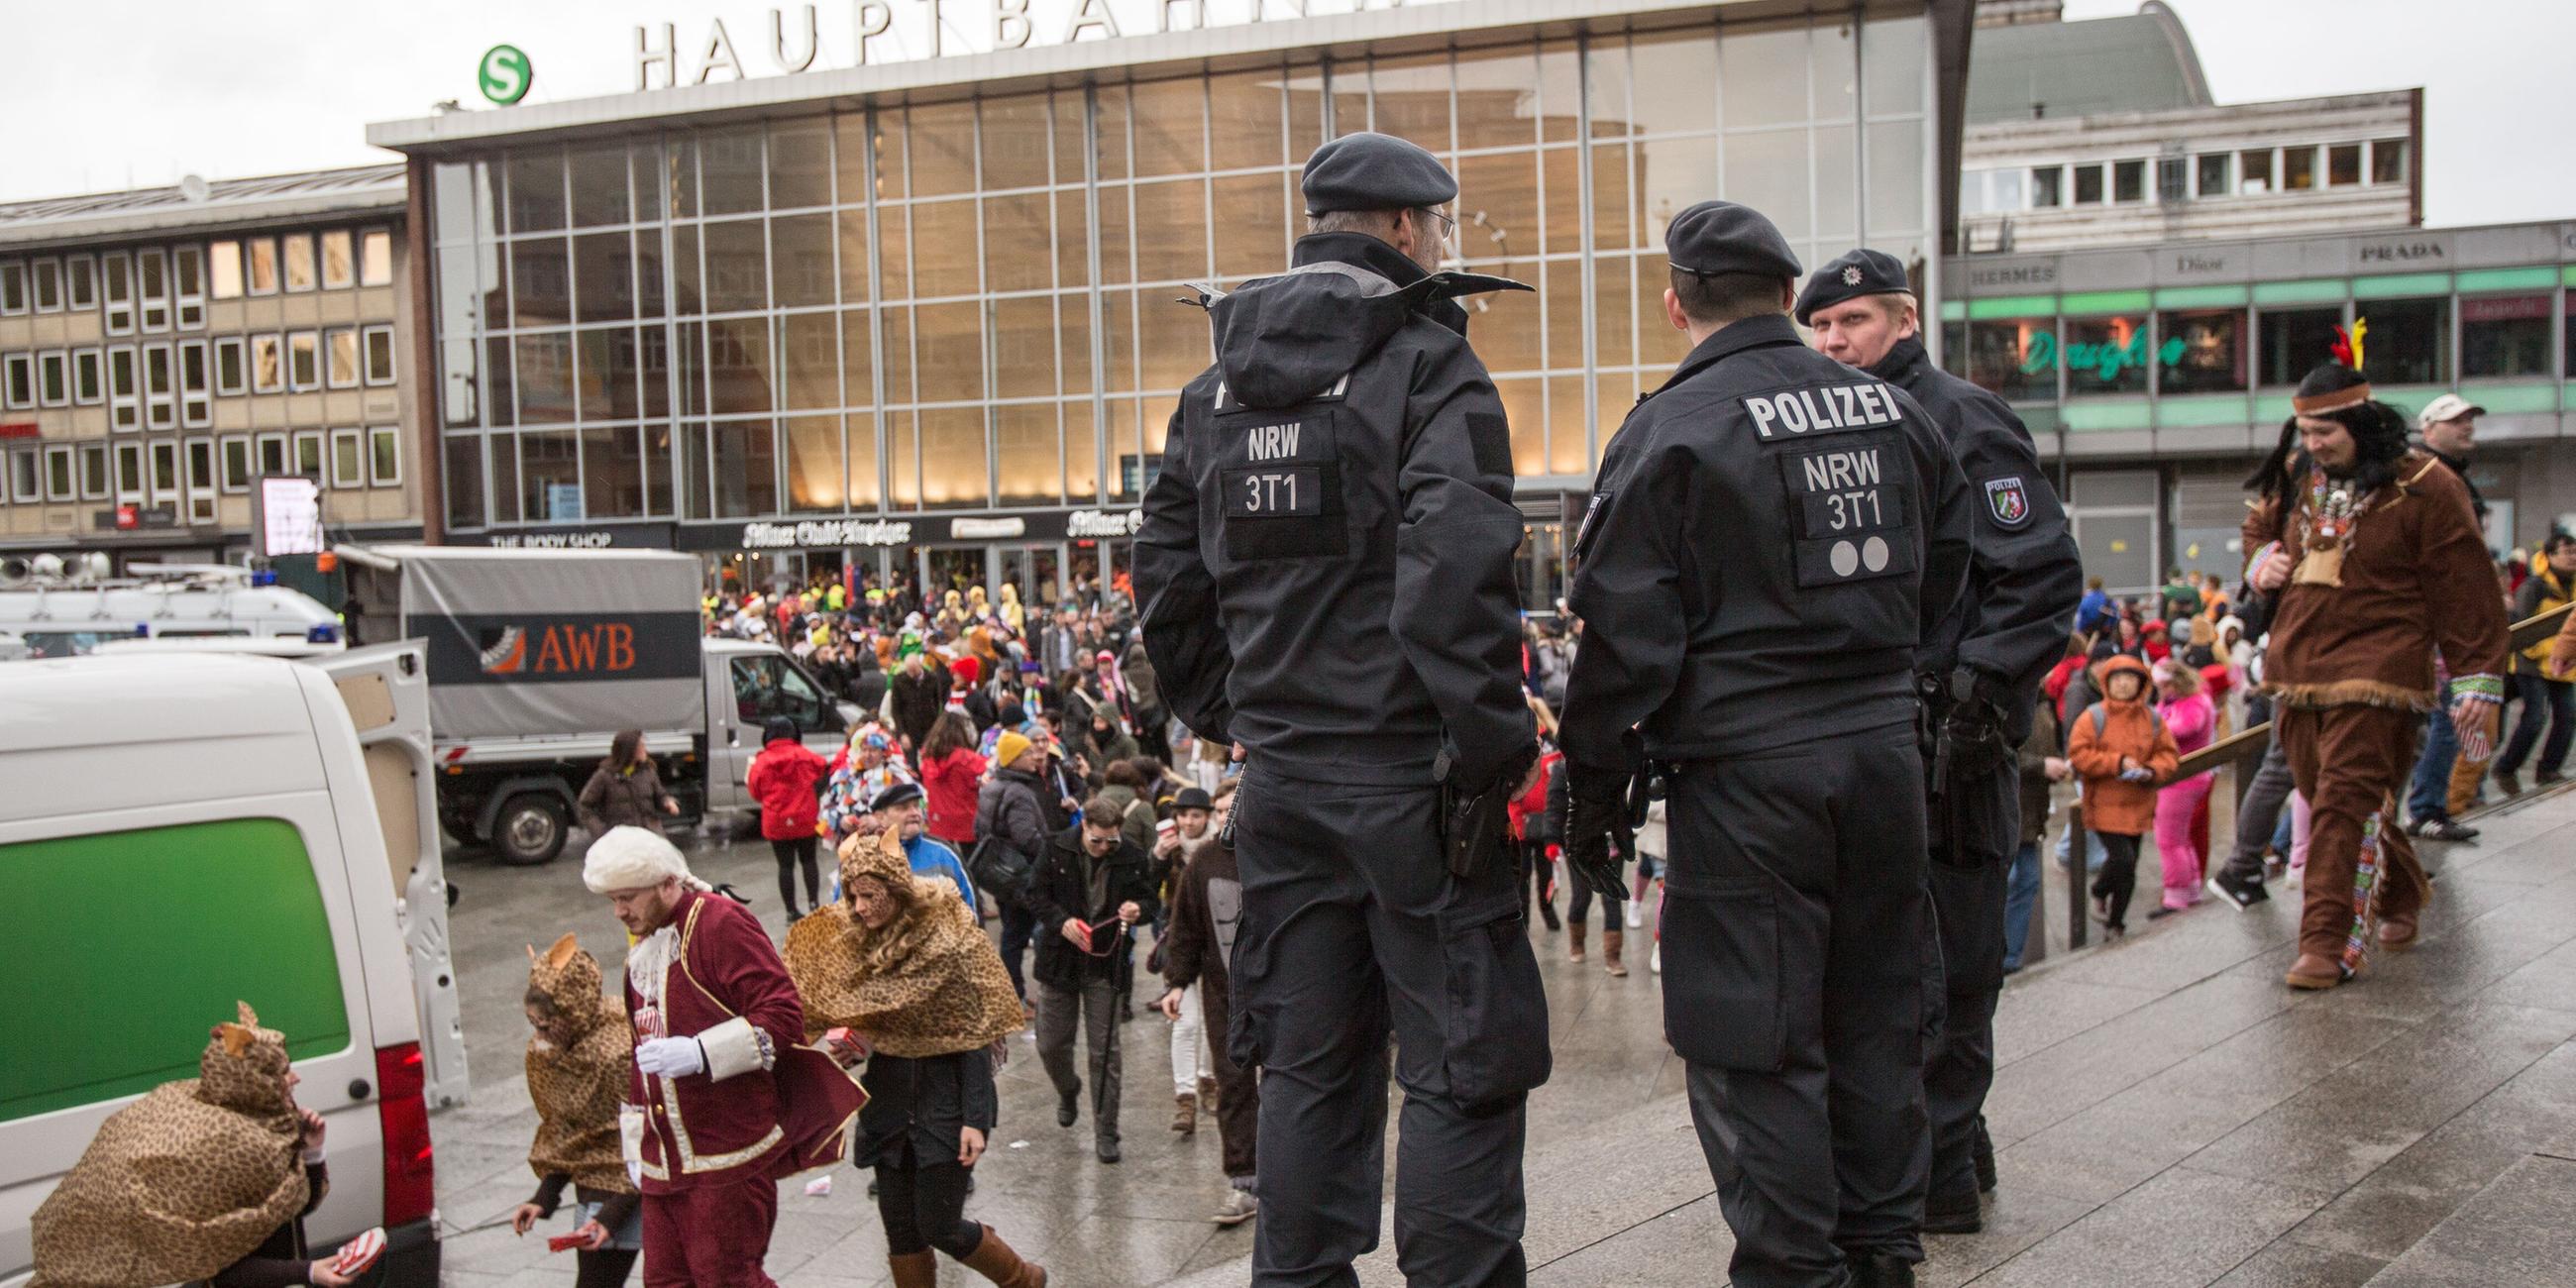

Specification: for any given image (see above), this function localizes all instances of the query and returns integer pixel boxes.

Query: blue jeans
[2407,705,2459,821]
[2498,675,2576,777]
[2001,841,2042,972]
[2053,822,2106,873]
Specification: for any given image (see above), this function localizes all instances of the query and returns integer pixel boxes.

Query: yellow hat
[995,730,1034,770]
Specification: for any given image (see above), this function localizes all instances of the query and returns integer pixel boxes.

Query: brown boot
[1568,919,1587,963]
[2377,914,2418,950]
[1601,929,1629,977]
[2285,952,2344,990]
[960,1224,1047,1288]
[1198,1074,1219,1113]
[888,1250,937,1288]
[1172,1091,1198,1134]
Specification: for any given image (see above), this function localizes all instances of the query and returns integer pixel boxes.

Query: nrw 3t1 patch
[1983,476,2032,529]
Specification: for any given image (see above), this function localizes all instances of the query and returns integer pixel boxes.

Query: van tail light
[375,1042,436,1227]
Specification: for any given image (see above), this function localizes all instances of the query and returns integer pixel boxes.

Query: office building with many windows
[371,0,1965,604]
[0,166,425,567]
[1940,219,2576,591]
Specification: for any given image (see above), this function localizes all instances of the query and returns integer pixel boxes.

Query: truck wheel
[493,794,569,866]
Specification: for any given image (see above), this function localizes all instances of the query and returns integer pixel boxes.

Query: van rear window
[0,818,351,1123]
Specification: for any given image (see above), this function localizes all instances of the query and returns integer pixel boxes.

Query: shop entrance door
[917,547,985,623]
[997,544,1063,617]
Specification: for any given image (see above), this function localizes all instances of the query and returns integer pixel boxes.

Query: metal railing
[2057,600,2571,951]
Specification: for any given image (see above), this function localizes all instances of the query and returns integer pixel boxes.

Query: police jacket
[1135,232,1537,791]
[1560,314,1974,772]
[1869,336,2084,744]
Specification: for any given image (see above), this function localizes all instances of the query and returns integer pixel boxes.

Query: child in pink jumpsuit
[2151,660,2217,916]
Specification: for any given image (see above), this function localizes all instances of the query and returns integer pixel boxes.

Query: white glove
[635,1036,707,1079]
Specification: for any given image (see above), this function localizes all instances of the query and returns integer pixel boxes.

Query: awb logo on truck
[478,622,642,676]
[426,612,699,687]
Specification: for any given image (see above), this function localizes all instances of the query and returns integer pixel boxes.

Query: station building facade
[371,0,1963,606]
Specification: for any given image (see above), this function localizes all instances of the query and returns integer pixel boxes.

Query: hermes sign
[634,0,1413,89]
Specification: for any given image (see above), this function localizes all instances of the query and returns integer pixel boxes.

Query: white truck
[0,560,340,659]
[340,545,859,864]
[0,643,461,1288]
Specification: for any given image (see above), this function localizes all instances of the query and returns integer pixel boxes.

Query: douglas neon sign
[2018,329,2188,382]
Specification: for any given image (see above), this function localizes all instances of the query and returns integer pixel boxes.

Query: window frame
[256,431,289,477]
[330,427,367,488]
[64,255,96,309]
[320,229,357,290]
[219,435,252,491]
[112,441,144,502]
[78,442,109,499]
[292,430,326,480]
[208,241,244,300]
[72,347,103,405]
[37,349,68,407]
[149,438,180,501]
[44,444,75,501]
[281,235,317,293]
[2371,138,2411,186]
[286,331,320,391]
[360,229,395,286]
[0,262,24,315]
[136,246,171,332]
[325,327,360,389]
[185,436,218,497]
[2112,159,2146,204]
[8,449,39,502]
[31,258,62,313]
[143,342,176,430]
[362,324,396,385]
[250,334,285,394]
[178,339,212,427]
[100,250,135,334]
[369,425,403,487]
[107,345,140,430]
[247,238,281,296]
[172,244,205,329]
[1,353,32,408]
[213,336,246,395]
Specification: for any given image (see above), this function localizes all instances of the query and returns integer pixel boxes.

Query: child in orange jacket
[2067,655,2181,935]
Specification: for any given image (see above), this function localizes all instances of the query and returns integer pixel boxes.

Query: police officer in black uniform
[1133,132,1546,1288]
[1798,250,2084,1236]
[1559,204,1974,1288]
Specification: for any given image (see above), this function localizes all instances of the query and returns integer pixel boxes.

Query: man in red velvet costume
[586,825,863,1287]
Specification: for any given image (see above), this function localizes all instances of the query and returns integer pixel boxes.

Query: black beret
[869,780,925,811]
[1664,201,1802,280]
[1794,249,1912,325]
[1301,132,1457,214]
[1172,787,1214,811]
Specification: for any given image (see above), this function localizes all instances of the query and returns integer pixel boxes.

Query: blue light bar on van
[308,623,341,644]
[134,624,151,636]
[251,570,278,587]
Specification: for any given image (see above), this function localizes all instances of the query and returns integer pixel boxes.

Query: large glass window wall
[429,17,1933,531]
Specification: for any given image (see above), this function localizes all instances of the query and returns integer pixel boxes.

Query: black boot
[1973,1116,1997,1194]
[1922,1184,1983,1234]
[1847,1251,1917,1288]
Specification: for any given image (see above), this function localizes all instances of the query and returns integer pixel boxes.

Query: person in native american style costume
[510,934,643,1288]
[582,825,864,1287]
[784,827,1039,1288]
[32,1003,360,1288]
[2242,354,2509,990]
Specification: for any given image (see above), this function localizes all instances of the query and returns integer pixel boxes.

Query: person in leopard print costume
[785,827,1039,1288]
[32,1003,355,1288]
[510,935,642,1287]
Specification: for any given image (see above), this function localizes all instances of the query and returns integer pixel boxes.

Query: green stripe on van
[0,817,350,1123]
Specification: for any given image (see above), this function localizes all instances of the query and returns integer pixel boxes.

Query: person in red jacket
[747,717,829,921]
[914,712,989,853]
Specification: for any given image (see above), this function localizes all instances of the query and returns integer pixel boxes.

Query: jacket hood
[1202,233,1528,410]
[2092,654,2153,703]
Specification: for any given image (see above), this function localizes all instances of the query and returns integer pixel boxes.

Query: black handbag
[964,835,1035,905]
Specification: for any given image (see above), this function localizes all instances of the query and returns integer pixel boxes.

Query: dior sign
[634,0,1412,89]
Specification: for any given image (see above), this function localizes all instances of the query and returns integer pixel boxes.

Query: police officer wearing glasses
[1800,249,2083,1238]
[1134,132,1546,1287]
[1559,204,1974,1288]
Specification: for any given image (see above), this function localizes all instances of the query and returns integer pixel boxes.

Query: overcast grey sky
[4,0,2563,228]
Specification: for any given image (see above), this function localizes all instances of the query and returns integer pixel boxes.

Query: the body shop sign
[633,0,1416,88]
[2018,328,2186,383]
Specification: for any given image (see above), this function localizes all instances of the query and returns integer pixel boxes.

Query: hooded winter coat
[2065,654,2179,835]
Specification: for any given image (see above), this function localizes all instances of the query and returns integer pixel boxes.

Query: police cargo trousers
[1922,767,2014,1217]
[2276,704,2430,974]
[1230,764,1550,1288]
[1664,726,1932,1288]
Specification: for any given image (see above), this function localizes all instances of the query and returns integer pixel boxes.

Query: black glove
[1561,763,1629,901]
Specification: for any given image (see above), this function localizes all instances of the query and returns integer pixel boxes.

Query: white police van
[0,557,338,659]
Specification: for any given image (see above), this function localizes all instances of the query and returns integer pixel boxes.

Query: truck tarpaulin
[376,547,705,740]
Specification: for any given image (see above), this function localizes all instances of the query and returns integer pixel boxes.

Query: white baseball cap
[2416,393,2486,428]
